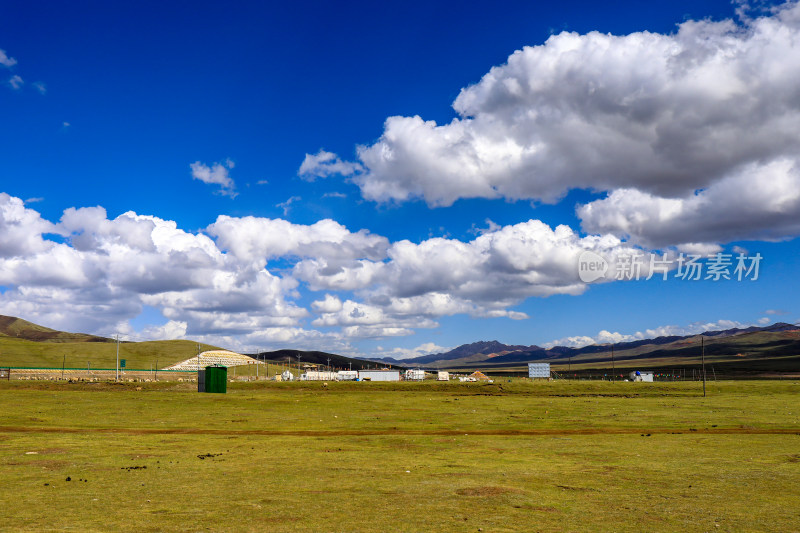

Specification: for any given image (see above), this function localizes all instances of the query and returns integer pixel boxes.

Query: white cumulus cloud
[373,342,451,360]
[298,150,363,180]
[347,4,800,209]
[190,159,237,197]
[0,49,17,67]
[578,158,800,248]
[302,3,800,250]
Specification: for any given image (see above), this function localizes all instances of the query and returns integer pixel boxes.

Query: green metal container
[204,365,227,394]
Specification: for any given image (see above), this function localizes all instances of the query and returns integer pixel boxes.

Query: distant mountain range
[367,322,800,371]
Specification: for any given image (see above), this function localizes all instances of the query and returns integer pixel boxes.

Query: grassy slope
[0,380,798,532]
[0,315,111,343]
[0,315,225,369]
[0,337,224,370]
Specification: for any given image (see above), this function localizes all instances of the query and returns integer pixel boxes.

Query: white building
[358,369,400,382]
[437,371,449,381]
[301,370,338,381]
[405,369,426,381]
[528,363,551,379]
[336,370,358,381]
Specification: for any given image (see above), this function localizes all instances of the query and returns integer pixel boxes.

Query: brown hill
[0,315,113,343]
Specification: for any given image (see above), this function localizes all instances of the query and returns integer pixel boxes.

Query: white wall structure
[337,370,358,381]
[629,371,654,382]
[437,371,449,381]
[528,363,551,379]
[301,370,338,381]
[405,369,426,381]
[358,369,400,381]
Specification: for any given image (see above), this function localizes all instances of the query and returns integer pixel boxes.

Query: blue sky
[1,0,798,358]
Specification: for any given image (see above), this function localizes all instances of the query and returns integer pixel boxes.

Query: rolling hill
[0,315,222,369]
[0,315,113,343]
[0,314,394,371]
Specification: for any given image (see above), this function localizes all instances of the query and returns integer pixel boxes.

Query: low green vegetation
[0,380,798,531]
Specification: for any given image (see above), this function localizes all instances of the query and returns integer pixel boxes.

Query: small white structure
[358,369,400,382]
[629,371,654,382]
[437,371,449,381]
[281,370,294,381]
[405,369,426,381]
[301,370,338,381]
[336,370,358,381]
[528,363,551,379]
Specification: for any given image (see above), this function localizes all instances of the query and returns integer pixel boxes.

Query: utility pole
[116,334,120,381]
[701,336,706,397]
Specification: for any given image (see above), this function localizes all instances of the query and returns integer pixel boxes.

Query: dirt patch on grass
[10,459,67,469]
[456,486,522,497]
[36,447,67,454]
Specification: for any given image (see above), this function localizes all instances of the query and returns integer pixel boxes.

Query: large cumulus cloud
[307,2,800,248]
[0,193,649,348]
[299,220,646,336]
[579,158,800,248]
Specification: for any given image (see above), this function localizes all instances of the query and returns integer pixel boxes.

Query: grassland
[0,380,798,532]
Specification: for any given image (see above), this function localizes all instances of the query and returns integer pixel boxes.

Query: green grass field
[0,380,798,532]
